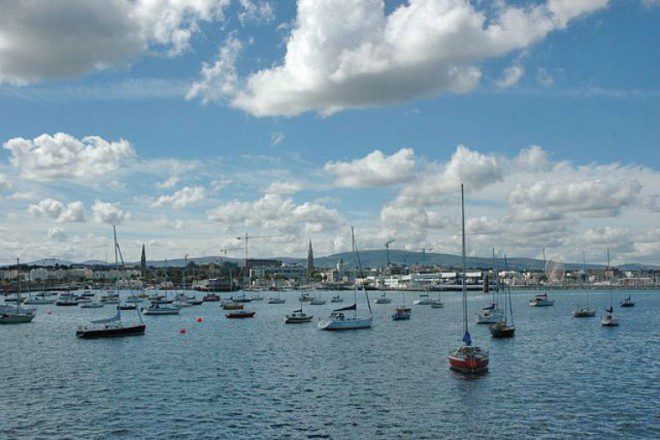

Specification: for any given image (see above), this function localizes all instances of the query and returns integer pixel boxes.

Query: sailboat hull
[76,324,146,339]
[572,308,596,317]
[448,350,489,373]
[489,324,515,338]
[318,316,372,330]
[0,313,35,324]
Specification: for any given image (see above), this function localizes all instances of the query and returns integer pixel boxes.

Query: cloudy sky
[0,0,658,266]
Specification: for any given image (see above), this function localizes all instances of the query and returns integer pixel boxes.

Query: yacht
[80,301,104,309]
[268,296,286,304]
[226,310,256,319]
[318,227,373,331]
[573,252,596,317]
[76,227,146,339]
[413,293,431,305]
[448,184,489,375]
[299,292,312,302]
[222,301,244,310]
[202,293,221,302]
[620,295,634,308]
[0,264,36,324]
[309,296,327,305]
[476,303,504,324]
[142,303,181,315]
[285,307,313,324]
[601,306,619,326]
[374,292,392,304]
[56,293,79,306]
[529,293,555,307]
[23,294,56,305]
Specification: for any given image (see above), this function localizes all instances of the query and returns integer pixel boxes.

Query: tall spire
[140,243,147,278]
[307,238,314,277]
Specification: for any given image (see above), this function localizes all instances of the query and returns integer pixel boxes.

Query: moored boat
[329,295,343,303]
[529,293,554,307]
[226,310,256,319]
[449,184,489,375]
[413,294,431,305]
[601,306,619,326]
[374,292,392,304]
[620,295,634,308]
[222,301,244,310]
[285,308,313,324]
[142,303,181,315]
[391,306,411,321]
[203,293,221,302]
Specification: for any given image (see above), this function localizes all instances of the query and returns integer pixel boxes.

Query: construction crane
[385,239,395,267]
[419,247,433,267]
[235,233,278,286]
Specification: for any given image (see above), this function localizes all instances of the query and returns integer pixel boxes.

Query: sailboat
[285,298,313,324]
[0,258,36,324]
[490,255,515,338]
[76,226,145,338]
[329,294,343,303]
[620,295,634,308]
[413,292,431,305]
[374,292,392,304]
[23,282,56,305]
[477,250,502,322]
[310,291,327,305]
[318,227,373,331]
[142,261,181,315]
[572,252,596,317]
[448,184,489,375]
[601,287,619,326]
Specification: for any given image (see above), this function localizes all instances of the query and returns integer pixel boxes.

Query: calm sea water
[1,289,658,439]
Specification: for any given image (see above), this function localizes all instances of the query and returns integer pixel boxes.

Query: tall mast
[461,184,469,341]
[113,225,119,293]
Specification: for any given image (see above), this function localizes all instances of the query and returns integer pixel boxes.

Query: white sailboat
[572,252,596,317]
[143,260,181,315]
[0,258,36,324]
[76,226,146,338]
[318,227,373,331]
[374,292,392,304]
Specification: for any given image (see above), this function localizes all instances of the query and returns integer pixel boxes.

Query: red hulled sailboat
[448,184,489,375]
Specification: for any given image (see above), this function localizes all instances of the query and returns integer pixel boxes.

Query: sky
[0,0,658,266]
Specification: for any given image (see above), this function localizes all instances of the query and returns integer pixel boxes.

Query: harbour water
[1,289,658,439]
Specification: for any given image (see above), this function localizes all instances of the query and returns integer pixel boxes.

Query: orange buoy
[196,317,203,323]
[179,328,187,334]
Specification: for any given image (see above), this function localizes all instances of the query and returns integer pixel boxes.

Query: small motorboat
[391,306,411,321]
[374,293,392,304]
[489,322,515,338]
[268,297,285,304]
[601,306,619,326]
[529,293,555,307]
[413,294,431,305]
[141,304,181,315]
[80,301,104,309]
[329,295,343,303]
[226,310,256,319]
[202,293,221,302]
[222,301,244,310]
[285,309,313,324]
[620,296,634,308]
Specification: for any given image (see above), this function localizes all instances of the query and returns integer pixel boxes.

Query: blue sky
[0,0,658,265]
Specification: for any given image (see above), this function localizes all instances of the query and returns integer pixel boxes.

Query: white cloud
[207,194,343,236]
[507,179,642,217]
[0,173,11,190]
[92,201,131,225]
[47,227,68,242]
[496,65,525,88]
[238,0,275,25]
[151,186,206,209]
[155,217,188,230]
[28,198,85,223]
[156,175,180,189]
[265,181,302,195]
[7,191,38,201]
[4,132,135,181]
[536,67,555,87]
[187,34,244,104]
[270,131,285,146]
[0,0,231,85]
[211,178,232,192]
[324,148,416,188]
[191,0,608,116]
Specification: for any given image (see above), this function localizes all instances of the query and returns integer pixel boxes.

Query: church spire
[307,238,314,276]
[140,243,147,278]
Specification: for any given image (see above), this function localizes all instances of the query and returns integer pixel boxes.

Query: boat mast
[461,184,469,345]
[505,254,513,325]
[16,257,22,310]
[352,226,371,315]
[112,225,122,322]
[583,251,589,305]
